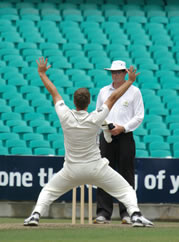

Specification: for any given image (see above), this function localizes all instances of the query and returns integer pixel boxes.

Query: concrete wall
[0,202,179,221]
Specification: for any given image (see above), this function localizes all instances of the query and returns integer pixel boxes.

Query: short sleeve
[55,100,70,122]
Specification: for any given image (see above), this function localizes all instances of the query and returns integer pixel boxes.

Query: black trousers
[96,131,135,220]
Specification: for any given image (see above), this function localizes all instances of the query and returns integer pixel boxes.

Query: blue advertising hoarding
[0,155,179,203]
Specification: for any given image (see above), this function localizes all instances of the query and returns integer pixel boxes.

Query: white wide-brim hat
[104,60,127,71]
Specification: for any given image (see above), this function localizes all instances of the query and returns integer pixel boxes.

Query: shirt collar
[109,83,115,90]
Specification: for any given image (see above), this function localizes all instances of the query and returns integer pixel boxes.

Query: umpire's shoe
[131,212,154,227]
[93,216,110,224]
[24,212,40,226]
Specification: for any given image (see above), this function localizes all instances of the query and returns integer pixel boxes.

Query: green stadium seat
[17,42,37,50]
[143,134,163,144]
[37,126,56,135]
[83,9,102,17]
[64,14,83,22]
[139,63,159,71]
[63,9,81,16]
[150,150,172,158]
[91,56,111,65]
[20,8,39,15]
[39,42,58,50]
[1,112,21,121]
[148,107,168,116]
[48,133,64,142]
[0,2,13,8]
[134,126,148,136]
[0,147,8,155]
[162,81,179,90]
[136,141,146,150]
[21,14,40,21]
[0,132,19,142]
[150,128,170,136]
[141,82,161,90]
[0,105,11,114]
[0,123,10,133]
[88,69,108,77]
[169,16,179,23]
[6,120,27,128]
[157,89,176,99]
[37,2,56,9]
[16,2,35,8]
[167,135,179,145]
[147,10,166,18]
[52,140,64,149]
[80,3,98,10]
[149,16,168,24]
[57,148,65,156]
[169,123,179,132]
[136,149,149,158]
[6,139,26,149]
[2,92,21,102]
[149,141,170,151]
[8,76,28,87]
[29,119,49,128]
[174,150,179,158]
[65,50,85,58]
[34,148,55,156]
[165,115,179,125]
[74,61,93,70]
[85,15,104,23]
[41,10,61,22]
[160,63,179,71]
[171,107,179,115]
[0,7,18,15]
[30,140,50,149]
[10,147,32,155]
[128,16,147,23]
[14,105,34,114]
[146,122,166,131]
[74,80,94,88]
[53,61,72,69]
[24,112,44,122]
[58,3,77,10]
[0,14,19,21]
[62,43,82,51]
[12,125,33,134]
[23,133,44,142]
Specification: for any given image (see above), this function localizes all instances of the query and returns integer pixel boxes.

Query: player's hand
[36,57,51,74]
[126,66,140,83]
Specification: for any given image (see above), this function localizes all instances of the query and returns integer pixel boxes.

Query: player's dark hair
[74,88,90,110]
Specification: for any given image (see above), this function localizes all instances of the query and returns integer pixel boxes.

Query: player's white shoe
[131,214,154,227]
[24,212,40,226]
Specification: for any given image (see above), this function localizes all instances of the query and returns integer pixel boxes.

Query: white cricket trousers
[33,158,140,217]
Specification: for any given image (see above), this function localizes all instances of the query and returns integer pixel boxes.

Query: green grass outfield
[0,218,179,242]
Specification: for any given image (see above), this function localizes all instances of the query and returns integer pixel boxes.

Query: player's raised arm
[105,66,140,110]
[36,57,62,105]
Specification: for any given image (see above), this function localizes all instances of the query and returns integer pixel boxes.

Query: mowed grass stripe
[0,219,179,242]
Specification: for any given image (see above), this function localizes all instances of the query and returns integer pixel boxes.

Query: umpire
[94,60,144,224]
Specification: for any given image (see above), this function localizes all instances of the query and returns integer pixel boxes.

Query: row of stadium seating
[0,0,179,158]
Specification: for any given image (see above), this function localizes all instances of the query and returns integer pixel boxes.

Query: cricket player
[24,57,153,227]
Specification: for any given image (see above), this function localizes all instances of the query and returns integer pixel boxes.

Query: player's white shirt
[55,100,109,163]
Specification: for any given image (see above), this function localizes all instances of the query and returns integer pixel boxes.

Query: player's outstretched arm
[36,57,62,105]
[105,66,140,110]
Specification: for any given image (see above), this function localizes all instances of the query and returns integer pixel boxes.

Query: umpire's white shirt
[55,100,109,163]
[96,84,144,133]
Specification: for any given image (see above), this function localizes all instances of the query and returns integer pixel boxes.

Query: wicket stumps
[72,185,93,225]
